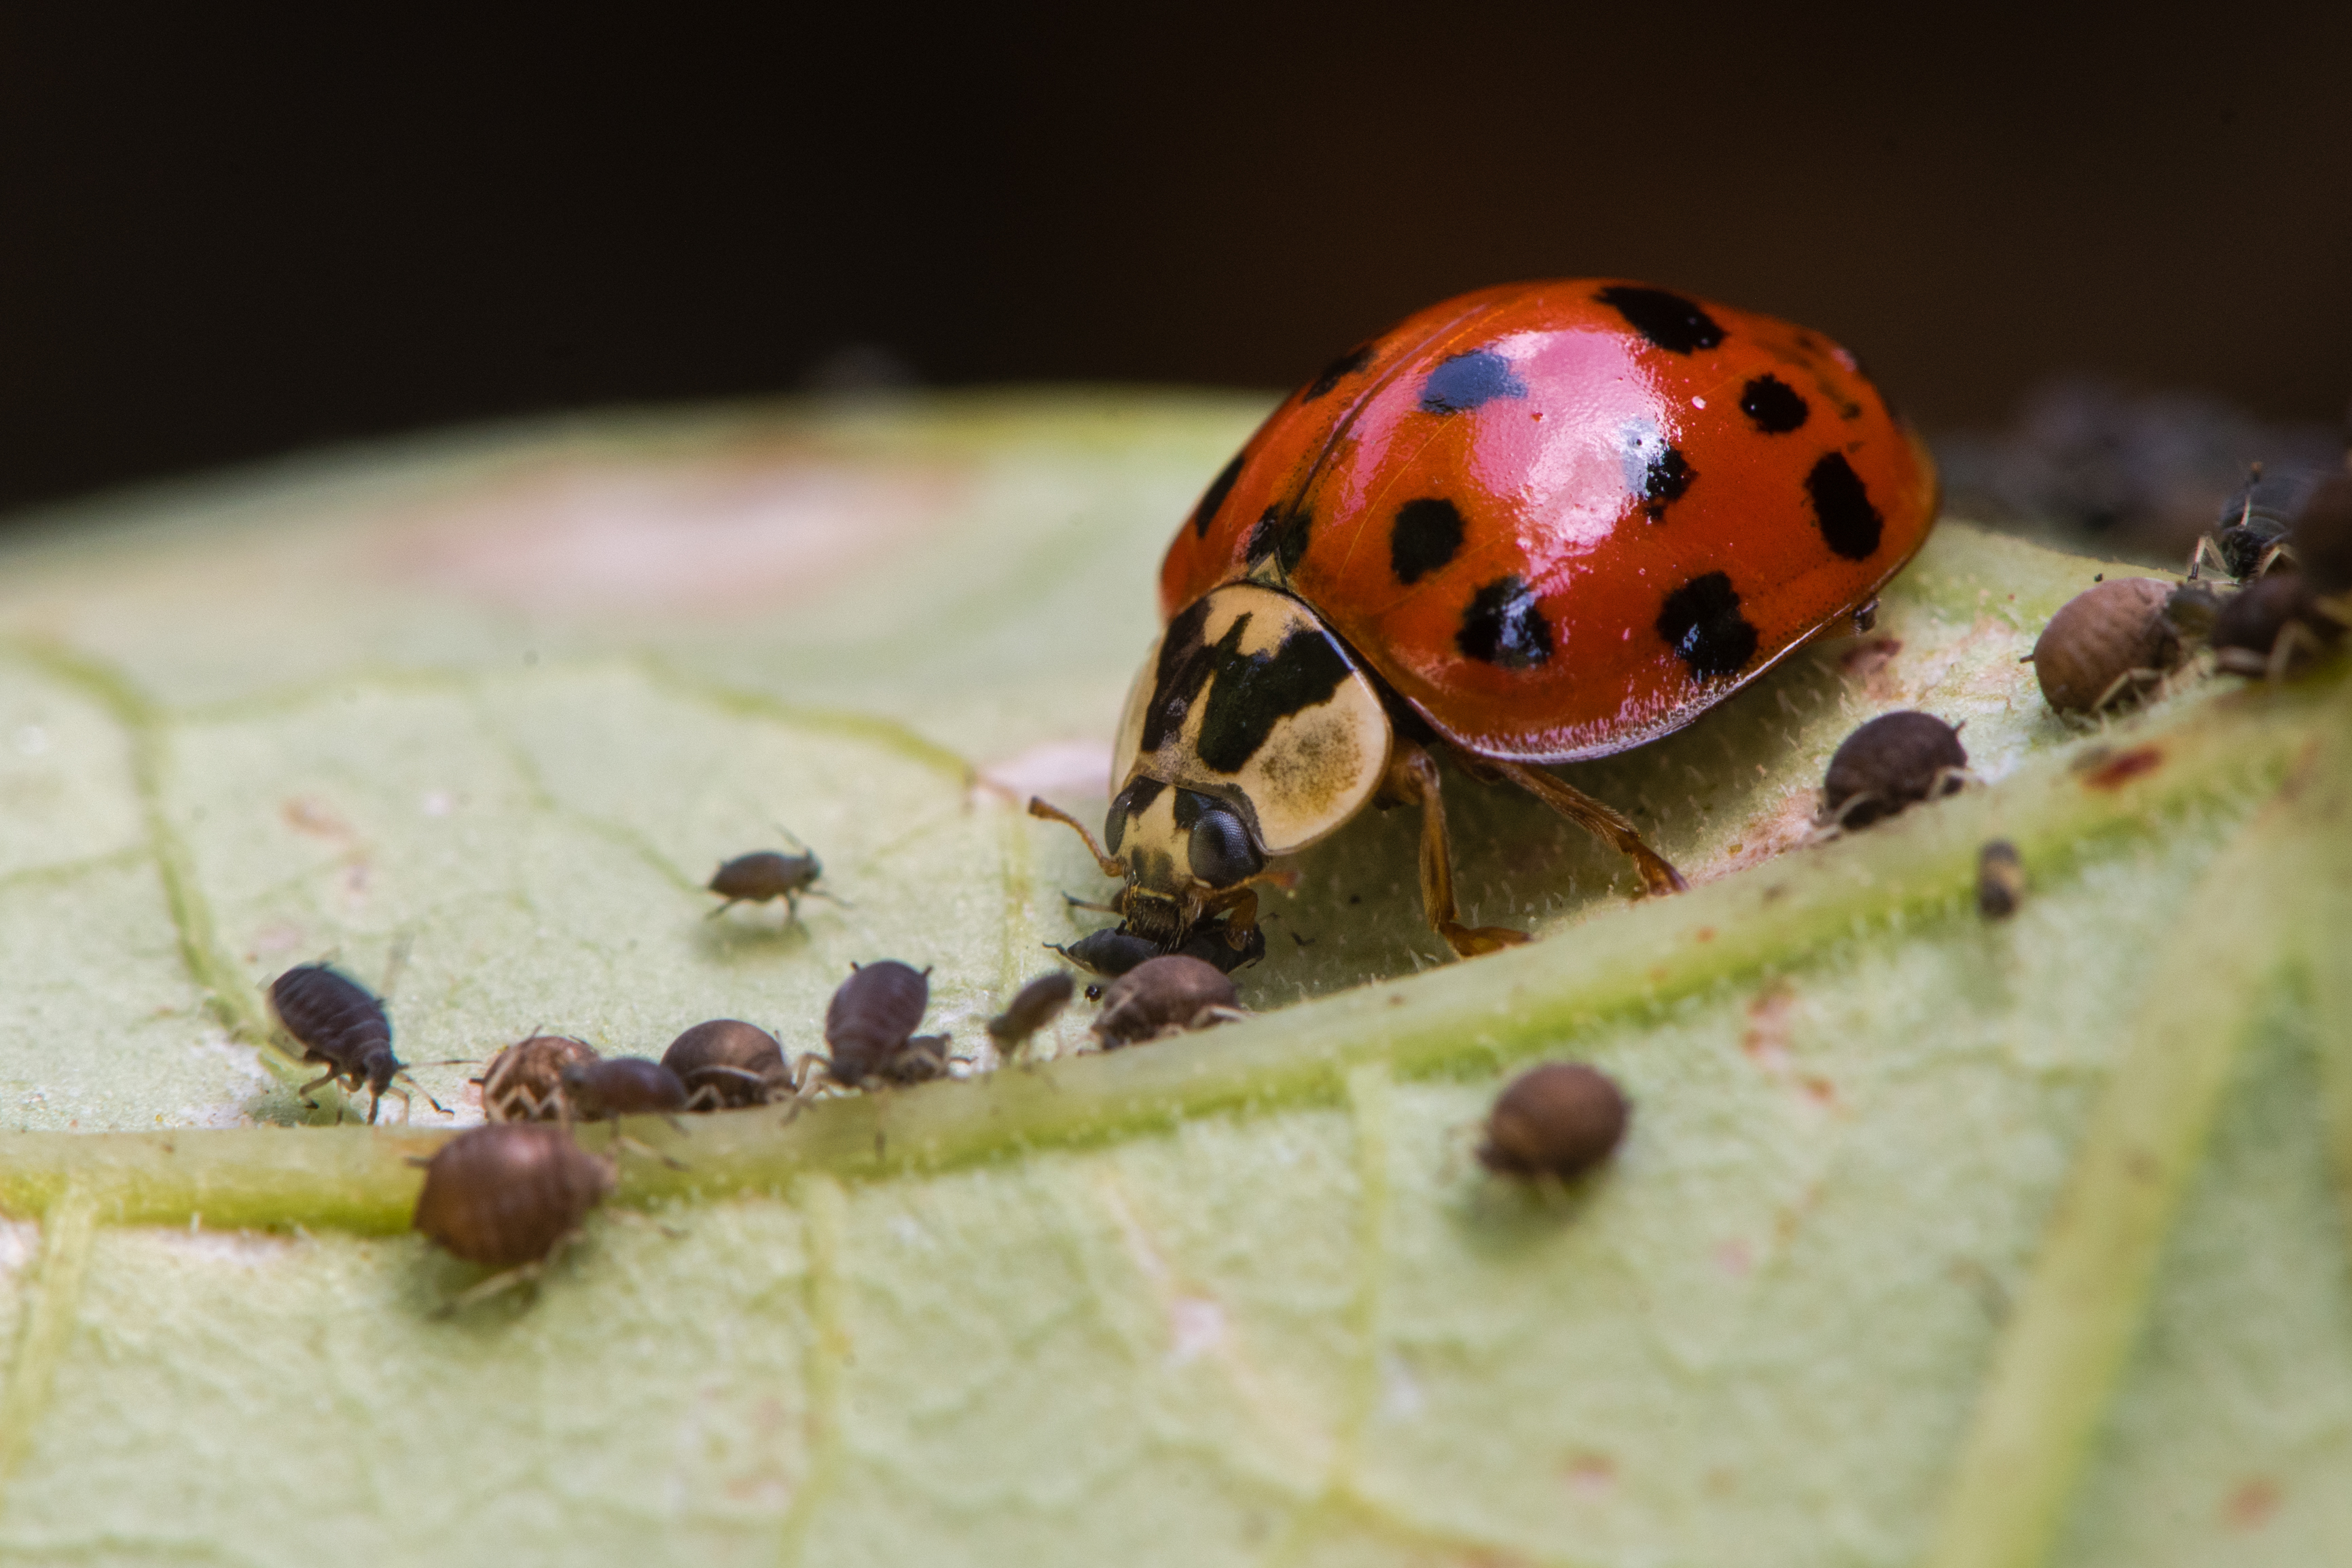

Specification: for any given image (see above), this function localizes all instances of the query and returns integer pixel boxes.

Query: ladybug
[1033,280,1938,966]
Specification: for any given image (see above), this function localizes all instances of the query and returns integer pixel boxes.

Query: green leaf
[0,393,2345,1565]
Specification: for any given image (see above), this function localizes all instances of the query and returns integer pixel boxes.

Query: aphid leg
[704,898,743,920]
[1027,797,1128,878]
[1485,756,1688,896]
[1381,744,1530,958]
[295,1069,341,1110]
[801,886,850,907]
[779,1053,831,1125]
[1062,892,1123,915]
[435,1245,567,1317]
[606,1128,687,1171]
[393,1070,453,1118]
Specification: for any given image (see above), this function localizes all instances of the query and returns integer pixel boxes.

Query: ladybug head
[1062,583,1396,968]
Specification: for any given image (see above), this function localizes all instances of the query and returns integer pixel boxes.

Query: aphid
[1820,712,1968,829]
[268,962,450,1124]
[2209,570,2347,679]
[1477,1062,1629,1182]
[558,1057,690,1121]
[707,834,832,920]
[475,1034,600,1123]
[2028,578,2184,714]
[1090,955,1246,1049]
[799,960,953,1093]
[411,1124,615,1310]
[1055,918,1266,979]
[2188,462,2299,582]
[1031,279,1937,966]
[661,1019,786,1110]
[985,971,1076,1053]
[1976,840,2026,919]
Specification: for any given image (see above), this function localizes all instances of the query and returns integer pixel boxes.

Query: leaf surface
[0,393,2345,1566]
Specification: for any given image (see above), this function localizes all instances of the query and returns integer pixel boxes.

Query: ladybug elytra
[1034,279,1938,968]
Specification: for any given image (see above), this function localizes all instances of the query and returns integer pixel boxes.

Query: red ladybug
[1033,280,1938,970]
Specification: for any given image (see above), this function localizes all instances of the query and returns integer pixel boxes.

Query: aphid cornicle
[1477,1063,1629,1182]
[707,837,829,920]
[661,1019,786,1110]
[805,960,952,1091]
[475,1034,600,1123]
[1032,279,1937,969]
[1820,712,1967,829]
[1090,955,1246,1049]
[411,1124,615,1310]
[986,971,1075,1052]
[268,962,448,1124]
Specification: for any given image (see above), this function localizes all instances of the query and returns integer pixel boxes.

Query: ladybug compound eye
[1185,803,1263,888]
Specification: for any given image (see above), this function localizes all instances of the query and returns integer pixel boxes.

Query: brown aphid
[809,960,952,1090]
[475,1034,600,1123]
[268,962,450,1124]
[1477,1063,1629,1182]
[2029,578,2183,714]
[1090,955,1246,1049]
[662,1019,786,1110]
[1822,712,1968,830]
[1976,840,2026,919]
[986,971,1075,1051]
[707,847,827,919]
[558,1057,690,1121]
[2209,570,2347,678]
[412,1124,615,1309]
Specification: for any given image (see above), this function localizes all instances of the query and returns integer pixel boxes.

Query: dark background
[3,5,2347,525]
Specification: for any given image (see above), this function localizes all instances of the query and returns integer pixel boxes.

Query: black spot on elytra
[1806,452,1884,559]
[1104,775,1167,854]
[1304,344,1373,401]
[1245,504,1312,574]
[1595,285,1725,354]
[1138,598,1216,753]
[1656,572,1757,679]
[1418,349,1525,415]
[1457,577,1553,670]
[1641,446,1695,522]
[1390,498,1465,584]
[1739,375,1809,434]
[1195,621,1354,773]
[1191,451,1244,538]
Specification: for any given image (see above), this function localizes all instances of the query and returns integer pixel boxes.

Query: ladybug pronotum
[1033,279,1936,968]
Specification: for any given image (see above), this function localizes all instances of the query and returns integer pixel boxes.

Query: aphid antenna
[1062,892,1121,915]
[771,821,812,852]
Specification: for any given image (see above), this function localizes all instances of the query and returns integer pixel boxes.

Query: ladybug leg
[1027,797,1129,879]
[1483,759,1688,896]
[1385,744,1531,959]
